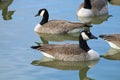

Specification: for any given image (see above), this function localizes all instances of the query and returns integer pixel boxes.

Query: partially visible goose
[31,30,100,61]
[108,0,120,5]
[77,0,108,17]
[34,8,91,34]
[101,48,120,60]
[99,34,120,49]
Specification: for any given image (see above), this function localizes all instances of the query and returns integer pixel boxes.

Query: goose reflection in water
[35,32,80,44]
[0,0,15,20]
[77,14,111,31]
[101,48,120,60]
[32,57,99,80]
[77,14,111,25]
[108,0,120,6]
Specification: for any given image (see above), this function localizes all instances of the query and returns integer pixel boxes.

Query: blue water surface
[0,0,120,80]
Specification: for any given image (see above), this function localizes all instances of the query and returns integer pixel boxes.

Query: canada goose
[31,30,100,61]
[34,8,91,34]
[77,0,108,17]
[99,34,120,49]
[101,48,120,60]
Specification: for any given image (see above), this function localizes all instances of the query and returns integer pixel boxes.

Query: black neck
[40,11,49,25]
[84,0,92,9]
[107,0,110,2]
[79,35,91,52]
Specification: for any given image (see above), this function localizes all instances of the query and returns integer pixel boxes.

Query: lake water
[0,0,120,80]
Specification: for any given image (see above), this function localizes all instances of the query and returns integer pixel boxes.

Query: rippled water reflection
[32,57,99,80]
[0,0,120,80]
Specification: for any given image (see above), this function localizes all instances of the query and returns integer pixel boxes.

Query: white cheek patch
[40,10,45,16]
[106,40,120,49]
[81,32,89,40]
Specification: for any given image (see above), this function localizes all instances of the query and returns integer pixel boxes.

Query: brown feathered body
[34,44,91,61]
[35,20,85,34]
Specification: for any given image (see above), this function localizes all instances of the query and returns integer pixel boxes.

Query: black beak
[35,14,39,17]
[99,35,105,38]
[90,35,98,39]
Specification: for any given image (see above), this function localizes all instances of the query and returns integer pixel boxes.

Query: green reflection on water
[32,57,99,80]
[0,0,15,20]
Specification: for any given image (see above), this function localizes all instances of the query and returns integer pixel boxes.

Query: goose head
[79,30,98,55]
[35,8,48,17]
[80,30,98,41]
[35,8,49,25]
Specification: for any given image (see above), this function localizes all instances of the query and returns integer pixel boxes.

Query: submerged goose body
[34,8,91,34]
[99,34,120,49]
[31,30,100,61]
[77,0,108,17]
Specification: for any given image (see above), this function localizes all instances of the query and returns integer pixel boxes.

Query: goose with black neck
[31,30,100,61]
[34,8,91,34]
[77,0,108,17]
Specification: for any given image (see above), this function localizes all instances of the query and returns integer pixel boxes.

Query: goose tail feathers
[31,45,40,49]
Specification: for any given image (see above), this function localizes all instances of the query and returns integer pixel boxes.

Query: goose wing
[41,20,85,34]
[37,44,86,56]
